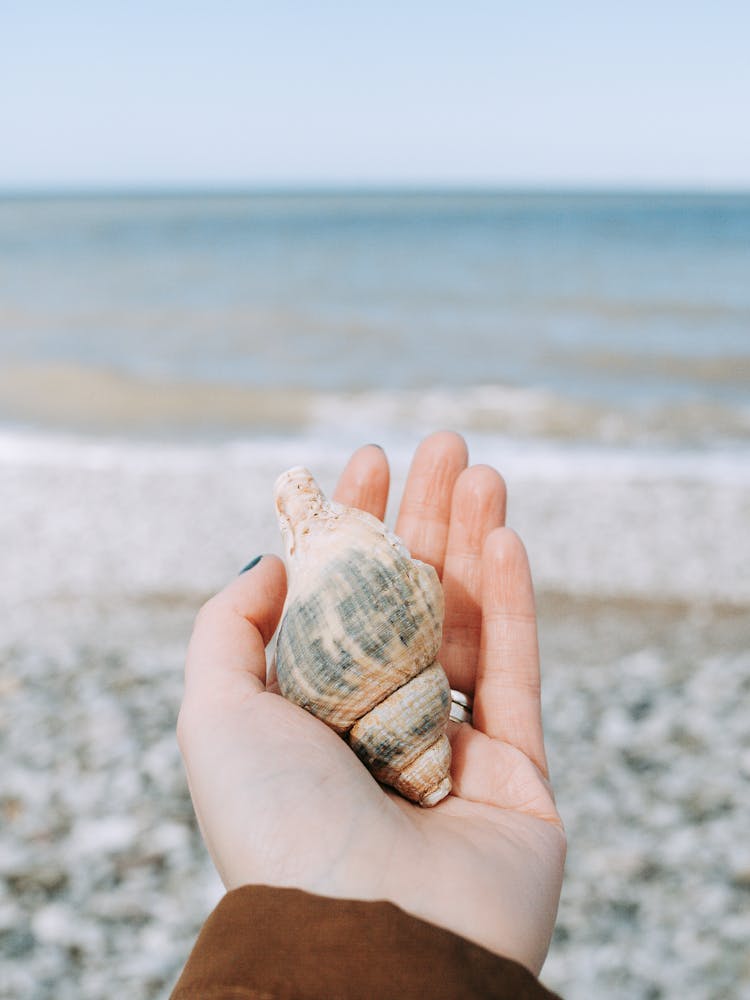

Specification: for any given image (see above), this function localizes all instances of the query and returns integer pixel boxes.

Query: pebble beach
[1,429,749,999]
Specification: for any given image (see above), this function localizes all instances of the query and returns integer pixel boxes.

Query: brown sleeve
[170,884,562,1000]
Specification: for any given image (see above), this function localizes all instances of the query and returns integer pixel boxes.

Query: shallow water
[1,190,749,446]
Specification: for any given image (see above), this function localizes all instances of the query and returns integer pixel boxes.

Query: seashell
[273,466,452,807]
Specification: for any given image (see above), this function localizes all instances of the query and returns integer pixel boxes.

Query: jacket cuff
[171,884,561,999]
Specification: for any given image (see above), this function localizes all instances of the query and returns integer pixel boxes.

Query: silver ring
[449,689,473,725]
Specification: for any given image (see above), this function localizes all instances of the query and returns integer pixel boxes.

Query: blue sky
[2,1,749,189]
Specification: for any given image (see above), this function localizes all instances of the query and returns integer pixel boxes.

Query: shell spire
[274,466,452,806]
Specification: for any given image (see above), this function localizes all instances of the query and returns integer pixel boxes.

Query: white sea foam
[2,421,749,484]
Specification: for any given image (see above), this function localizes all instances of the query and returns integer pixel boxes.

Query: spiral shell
[274,466,452,806]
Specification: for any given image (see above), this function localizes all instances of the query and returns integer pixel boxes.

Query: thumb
[183,555,287,707]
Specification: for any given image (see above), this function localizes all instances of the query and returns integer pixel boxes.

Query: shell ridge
[347,661,451,778]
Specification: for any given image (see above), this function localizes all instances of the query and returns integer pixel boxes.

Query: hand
[177,431,566,974]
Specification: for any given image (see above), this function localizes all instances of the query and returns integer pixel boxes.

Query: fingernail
[366,443,384,450]
[239,555,263,575]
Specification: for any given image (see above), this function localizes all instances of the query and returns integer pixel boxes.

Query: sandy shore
[1,431,749,998]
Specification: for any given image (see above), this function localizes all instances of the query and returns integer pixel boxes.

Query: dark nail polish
[239,555,263,575]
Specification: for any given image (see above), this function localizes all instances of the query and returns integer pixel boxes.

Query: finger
[439,465,506,696]
[184,555,287,706]
[474,528,549,777]
[332,443,390,520]
[394,431,468,578]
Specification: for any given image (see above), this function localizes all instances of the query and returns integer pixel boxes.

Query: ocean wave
[2,415,750,489]
[1,361,749,451]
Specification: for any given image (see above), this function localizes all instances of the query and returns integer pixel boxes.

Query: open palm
[178,432,565,975]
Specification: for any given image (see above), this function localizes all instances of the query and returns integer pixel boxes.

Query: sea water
[1,191,748,607]
[0,190,748,446]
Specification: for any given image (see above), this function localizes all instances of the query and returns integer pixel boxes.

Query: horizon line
[2,180,749,198]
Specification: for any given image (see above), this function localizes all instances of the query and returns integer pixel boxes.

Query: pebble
[69,817,140,857]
